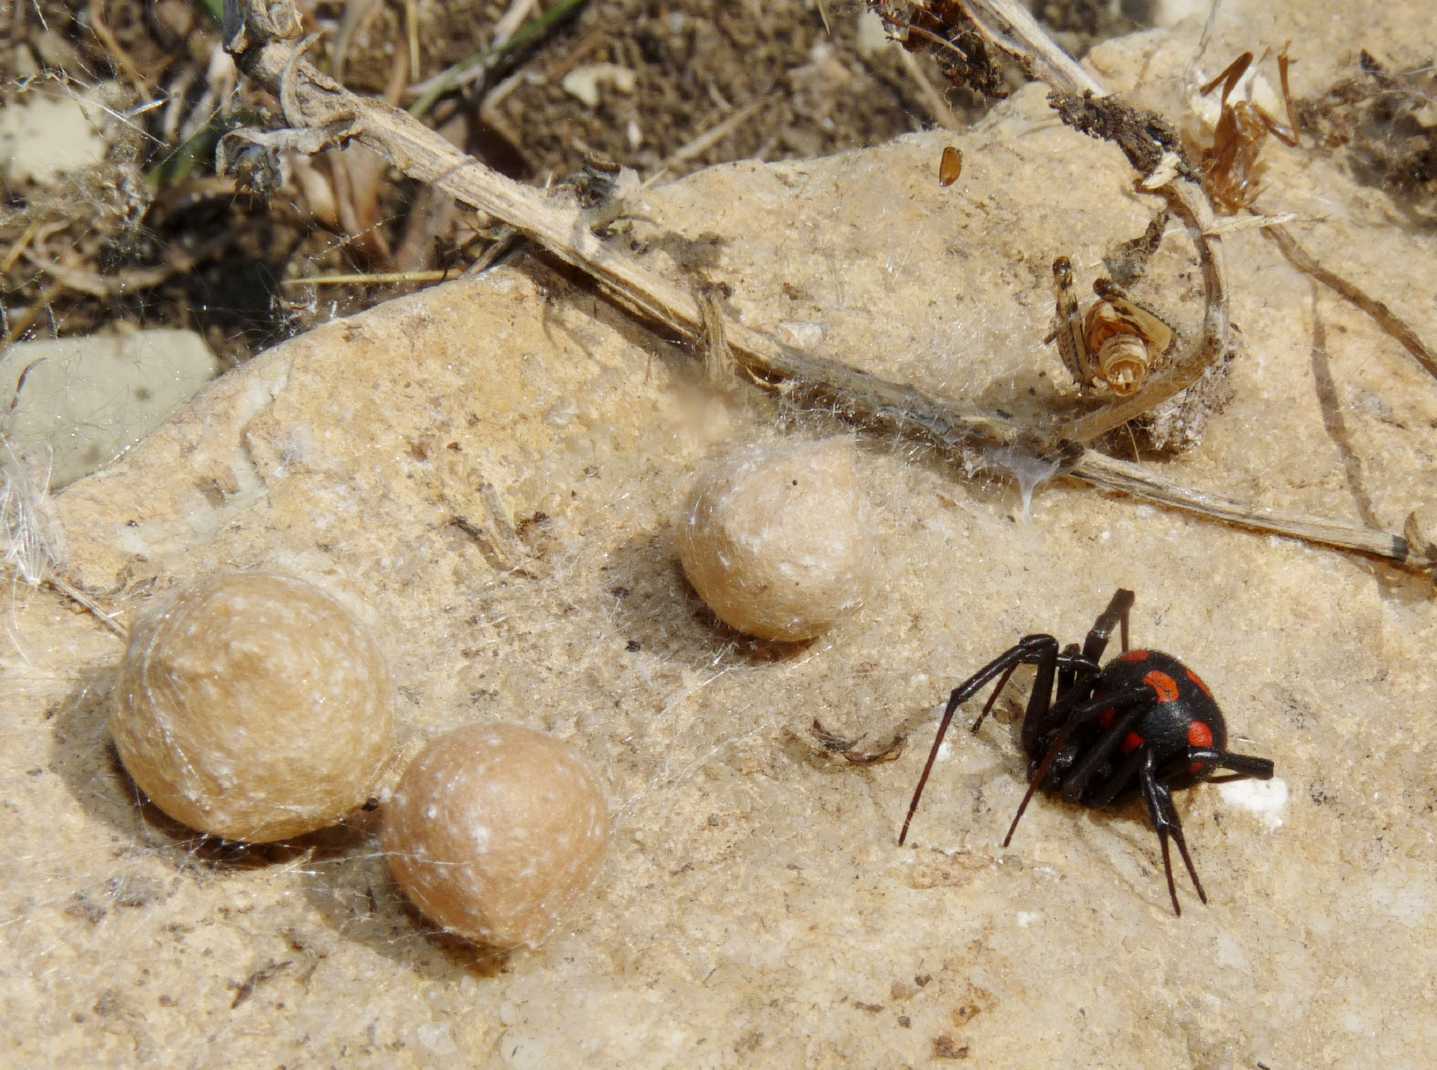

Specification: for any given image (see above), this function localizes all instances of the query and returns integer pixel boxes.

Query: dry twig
[1263,223,1437,384]
[282,269,452,287]
[2,281,65,349]
[214,0,1433,575]
[224,4,1038,461]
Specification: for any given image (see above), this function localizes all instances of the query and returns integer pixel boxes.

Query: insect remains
[938,145,963,187]
[898,589,1275,916]
[1193,48,1300,214]
[1050,257,1177,397]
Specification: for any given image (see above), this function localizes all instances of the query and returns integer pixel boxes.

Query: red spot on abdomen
[1122,731,1145,753]
[1144,670,1179,702]
[1119,649,1150,663]
[1187,721,1214,749]
[1186,668,1212,698]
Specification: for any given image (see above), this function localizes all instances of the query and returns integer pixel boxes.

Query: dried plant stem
[406,0,589,118]
[897,51,963,132]
[282,269,451,287]
[26,240,224,299]
[1263,223,1437,384]
[660,98,769,172]
[90,0,153,95]
[46,575,126,637]
[220,3,1432,574]
[2,281,64,347]
[1,220,40,273]
[236,30,1035,458]
[955,0,1104,94]
[1068,452,1416,565]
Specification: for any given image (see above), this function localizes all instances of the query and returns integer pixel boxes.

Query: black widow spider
[898,589,1274,915]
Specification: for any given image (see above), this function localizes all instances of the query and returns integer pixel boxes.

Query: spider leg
[1091,740,1272,818]
[1082,588,1134,662]
[899,635,1056,845]
[1087,746,1149,807]
[968,662,1019,736]
[1140,748,1205,916]
[1003,684,1151,847]
[1056,642,1081,707]
[1200,750,1275,783]
[1058,703,1149,804]
[1106,746,1274,911]
[1032,649,1102,748]
[1017,634,1059,755]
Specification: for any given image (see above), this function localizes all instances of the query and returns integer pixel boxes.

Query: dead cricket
[1192,47,1300,215]
[1048,257,1178,398]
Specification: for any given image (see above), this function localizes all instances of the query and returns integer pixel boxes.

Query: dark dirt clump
[1298,50,1437,227]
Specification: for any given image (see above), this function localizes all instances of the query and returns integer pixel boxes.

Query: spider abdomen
[1103,648,1226,748]
[1056,649,1228,802]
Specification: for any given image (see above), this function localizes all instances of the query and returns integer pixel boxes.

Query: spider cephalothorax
[899,589,1274,915]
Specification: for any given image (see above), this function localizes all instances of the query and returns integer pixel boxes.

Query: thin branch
[1069,451,1416,565]
[47,574,126,637]
[2,281,64,348]
[897,50,963,132]
[216,1,1433,575]
[1263,222,1437,384]
[955,0,1104,94]
[232,24,1038,461]
[659,97,769,172]
[281,269,452,287]
[90,0,153,94]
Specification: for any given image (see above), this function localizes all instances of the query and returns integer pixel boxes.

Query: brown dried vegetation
[1298,50,1437,225]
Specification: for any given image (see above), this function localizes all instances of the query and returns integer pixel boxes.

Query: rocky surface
[2,4,1434,1067]
[1,329,220,489]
